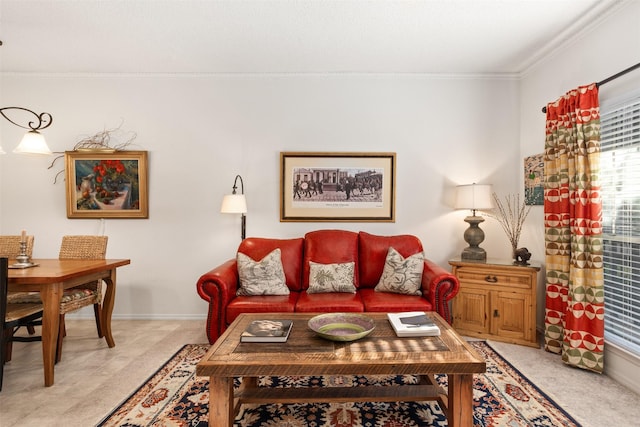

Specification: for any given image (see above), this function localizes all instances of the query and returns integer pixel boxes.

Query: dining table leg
[39,282,63,387]
[102,269,117,348]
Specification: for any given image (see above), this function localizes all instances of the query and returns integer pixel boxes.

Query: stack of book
[387,312,441,337]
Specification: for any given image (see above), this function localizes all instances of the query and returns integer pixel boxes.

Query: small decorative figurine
[514,247,532,265]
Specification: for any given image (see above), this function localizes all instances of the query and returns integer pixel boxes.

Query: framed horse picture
[280,152,396,222]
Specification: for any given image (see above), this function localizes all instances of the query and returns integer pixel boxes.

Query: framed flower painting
[65,150,148,218]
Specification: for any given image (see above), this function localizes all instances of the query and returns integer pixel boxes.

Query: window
[600,92,640,356]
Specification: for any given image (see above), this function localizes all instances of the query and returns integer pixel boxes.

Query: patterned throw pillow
[374,247,424,296]
[307,261,356,294]
[236,248,290,296]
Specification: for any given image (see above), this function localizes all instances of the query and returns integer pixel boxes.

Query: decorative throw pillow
[307,261,356,294]
[374,247,424,296]
[236,248,289,296]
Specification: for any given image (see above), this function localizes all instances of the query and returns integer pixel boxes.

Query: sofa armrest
[422,259,460,324]
[196,259,238,343]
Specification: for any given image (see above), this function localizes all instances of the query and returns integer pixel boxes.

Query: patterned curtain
[543,83,605,373]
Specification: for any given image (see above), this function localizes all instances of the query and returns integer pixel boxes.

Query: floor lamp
[220,175,247,240]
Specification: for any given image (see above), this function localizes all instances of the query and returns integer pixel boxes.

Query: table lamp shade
[455,184,493,211]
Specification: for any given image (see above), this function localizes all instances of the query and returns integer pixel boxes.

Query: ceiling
[0,0,624,76]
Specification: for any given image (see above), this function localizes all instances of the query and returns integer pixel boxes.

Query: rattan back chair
[56,235,108,361]
[1,257,43,392]
[9,235,108,362]
[0,235,35,259]
[1,235,40,335]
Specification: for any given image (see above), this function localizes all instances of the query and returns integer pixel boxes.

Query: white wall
[519,0,640,394]
[0,73,520,318]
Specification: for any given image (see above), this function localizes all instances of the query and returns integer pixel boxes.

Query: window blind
[600,93,640,356]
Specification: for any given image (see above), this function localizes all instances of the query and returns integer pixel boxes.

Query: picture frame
[280,152,396,222]
[65,150,149,219]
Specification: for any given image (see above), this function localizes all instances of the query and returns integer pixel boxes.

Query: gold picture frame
[65,150,149,219]
[280,152,396,222]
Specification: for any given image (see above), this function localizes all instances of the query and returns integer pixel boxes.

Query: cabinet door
[491,291,532,341]
[453,287,490,334]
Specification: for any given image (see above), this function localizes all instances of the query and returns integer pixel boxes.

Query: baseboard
[604,342,640,395]
[66,312,207,320]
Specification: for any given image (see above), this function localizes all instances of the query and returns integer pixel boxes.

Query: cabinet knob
[493,309,500,317]
[485,275,498,283]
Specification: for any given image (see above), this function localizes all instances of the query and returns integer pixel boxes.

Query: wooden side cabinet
[449,258,541,347]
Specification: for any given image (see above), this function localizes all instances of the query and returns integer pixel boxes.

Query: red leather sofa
[196,230,459,343]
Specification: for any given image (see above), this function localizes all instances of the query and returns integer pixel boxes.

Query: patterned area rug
[98,342,581,426]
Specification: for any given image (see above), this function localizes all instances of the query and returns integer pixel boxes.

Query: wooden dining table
[7,258,130,386]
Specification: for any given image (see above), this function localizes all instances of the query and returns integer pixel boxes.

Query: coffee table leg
[209,376,234,426]
[447,374,474,427]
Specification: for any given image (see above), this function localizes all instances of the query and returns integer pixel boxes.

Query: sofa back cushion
[238,237,304,292]
[303,230,359,290]
[358,231,424,289]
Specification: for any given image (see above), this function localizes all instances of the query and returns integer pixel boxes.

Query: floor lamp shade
[220,194,247,214]
[220,175,247,240]
[455,183,493,261]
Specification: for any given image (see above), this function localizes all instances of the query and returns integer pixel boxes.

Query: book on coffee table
[240,319,293,343]
[387,312,441,337]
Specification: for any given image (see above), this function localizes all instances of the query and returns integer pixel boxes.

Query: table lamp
[455,183,493,261]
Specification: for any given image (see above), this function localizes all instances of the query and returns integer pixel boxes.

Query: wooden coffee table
[196,312,485,427]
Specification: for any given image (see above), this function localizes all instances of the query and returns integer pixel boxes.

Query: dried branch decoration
[484,193,532,253]
[48,123,137,183]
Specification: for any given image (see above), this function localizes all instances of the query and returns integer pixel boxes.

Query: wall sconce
[455,183,493,261]
[0,107,54,155]
[220,175,247,240]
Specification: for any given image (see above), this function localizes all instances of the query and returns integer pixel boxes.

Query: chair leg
[56,315,65,364]
[3,327,15,363]
[27,324,36,335]
[93,303,104,338]
[0,327,6,392]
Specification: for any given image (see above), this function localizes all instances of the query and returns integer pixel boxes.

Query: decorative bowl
[308,313,375,342]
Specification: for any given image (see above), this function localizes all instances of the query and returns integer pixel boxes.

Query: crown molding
[519,0,628,77]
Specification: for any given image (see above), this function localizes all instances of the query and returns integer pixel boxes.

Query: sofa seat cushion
[226,293,298,324]
[295,291,365,313]
[360,288,433,312]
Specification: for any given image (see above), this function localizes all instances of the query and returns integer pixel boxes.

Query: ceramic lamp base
[461,215,487,262]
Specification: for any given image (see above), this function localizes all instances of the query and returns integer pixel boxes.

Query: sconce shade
[220,194,247,214]
[455,183,493,211]
[13,130,53,155]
